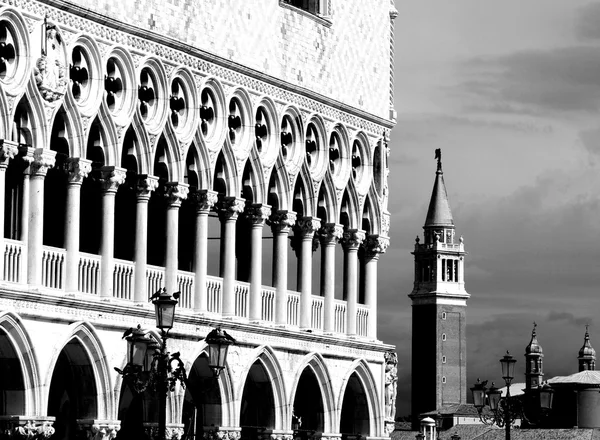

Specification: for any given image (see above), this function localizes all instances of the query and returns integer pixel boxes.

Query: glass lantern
[205,327,235,377]
[500,351,516,385]
[153,294,178,330]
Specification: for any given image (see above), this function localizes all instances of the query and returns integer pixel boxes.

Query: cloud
[576,2,600,41]
[579,126,600,156]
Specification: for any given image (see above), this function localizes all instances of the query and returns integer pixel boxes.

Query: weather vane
[435,148,442,171]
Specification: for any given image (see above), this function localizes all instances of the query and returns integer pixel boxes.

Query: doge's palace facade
[0,0,397,439]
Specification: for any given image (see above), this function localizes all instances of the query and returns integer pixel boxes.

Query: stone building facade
[0,0,397,439]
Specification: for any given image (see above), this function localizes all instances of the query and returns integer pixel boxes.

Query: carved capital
[269,210,297,234]
[319,223,344,245]
[189,189,218,213]
[0,416,56,439]
[0,139,19,167]
[100,166,127,193]
[363,235,390,259]
[136,175,159,200]
[295,216,321,237]
[217,197,245,221]
[246,204,272,226]
[66,158,92,184]
[164,182,189,207]
[30,148,56,177]
[258,430,294,440]
[341,229,366,250]
[203,427,242,440]
[77,419,121,440]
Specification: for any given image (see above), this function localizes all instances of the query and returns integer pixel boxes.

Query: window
[280,0,331,23]
[442,312,447,320]
[442,376,446,384]
[442,333,447,341]
[442,356,447,364]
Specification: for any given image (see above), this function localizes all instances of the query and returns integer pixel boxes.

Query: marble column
[133,175,158,303]
[64,158,92,293]
[294,216,320,329]
[362,235,389,339]
[0,140,18,281]
[245,204,271,321]
[27,148,56,286]
[270,210,296,325]
[341,229,365,336]
[99,166,126,298]
[319,223,343,333]
[217,197,245,317]
[164,182,189,296]
[190,189,218,313]
[19,147,34,284]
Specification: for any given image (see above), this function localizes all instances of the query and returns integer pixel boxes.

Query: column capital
[0,416,56,439]
[30,148,56,177]
[189,189,218,213]
[66,157,92,184]
[319,223,344,245]
[0,139,19,167]
[77,419,121,440]
[246,203,272,226]
[341,229,366,250]
[217,196,246,221]
[100,166,127,193]
[203,427,242,440]
[136,174,159,200]
[295,216,321,237]
[269,210,297,234]
[363,234,390,259]
[164,182,189,207]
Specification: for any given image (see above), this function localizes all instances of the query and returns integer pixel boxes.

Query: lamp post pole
[504,383,511,440]
[157,329,169,440]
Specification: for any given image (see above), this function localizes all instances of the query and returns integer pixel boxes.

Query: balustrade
[79,252,101,294]
[177,271,194,309]
[42,246,65,290]
[3,239,23,283]
[113,259,134,300]
[356,305,370,337]
[311,296,324,331]
[287,292,300,327]
[146,265,165,299]
[261,288,275,321]
[334,300,347,334]
[235,282,249,318]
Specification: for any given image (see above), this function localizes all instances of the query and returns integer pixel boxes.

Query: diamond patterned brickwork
[48,0,393,120]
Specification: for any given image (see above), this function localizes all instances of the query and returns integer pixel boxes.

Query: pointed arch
[92,104,119,165]
[316,173,338,224]
[0,88,8,139]
[155,126,184,182]
[267,157,292,212]
[238,345,287,430]
[241,148,266,204]
[127,112,153,174]
[337,359,382,437]
[48,103,84,159]
[185,131,212,190]
[213,143,239,197]
[0,311,41,416]
[339,180,360,229]
[44,321,113,420]
[23,80,49,150]
[361,187,382,236]
[292,166,316,218]
[288,353,336,433]
[11,93,36,147]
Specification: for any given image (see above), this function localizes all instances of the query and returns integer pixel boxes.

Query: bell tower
[578,325,596,372]
[525,323,543,390]
[409,150,469,425]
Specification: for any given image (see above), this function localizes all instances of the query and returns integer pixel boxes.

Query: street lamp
[471,351,554,440]
[116,289,236,440]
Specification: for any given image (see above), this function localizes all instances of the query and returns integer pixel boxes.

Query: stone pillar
[245,204,271,322]
[77,419,121,440]
[19,147,34,284]
[319,223,343,333]
[99,166,126,298]
[0,140,18,281]
[0,416,55,439]
[27,148,56,286]
[190,189,218,313]
[362,235,389,339]
[64,158,92,293]
[341,229,365,336]
[133,175,158,303]
[164,182,189,296]
[270,210,296,325]
[294,217,320,330]
[217,197,245,317]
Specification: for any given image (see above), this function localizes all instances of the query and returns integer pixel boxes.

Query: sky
[379,0,600,417]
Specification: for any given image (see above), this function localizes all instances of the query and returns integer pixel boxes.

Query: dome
[526,324,543,355]
[579,328,596,359]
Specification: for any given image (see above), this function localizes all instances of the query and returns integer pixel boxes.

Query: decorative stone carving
[66,158,92,184]
[77,419,121,440]
[34,21,67,102]
[136,174,159,200]
[341,229,365,250]
[384,350,398,421]
[258,430,294,440]
[269,210,297,234]
[245,204,272,226]
[189,189,218,213]
[363,235,390,259]
[0,416,55,440]
[0,140,19,167]
[203,427,242,440]
[295,216,321,236]
[100,166,127,193]
[319,223,343,245]
[217,197,246,221]
[381,212,391,238]
[30,148,56,177]
[164,182,189,207]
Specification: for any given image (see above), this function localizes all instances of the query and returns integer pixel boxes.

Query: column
[246,204,271,321]
[0,140,18,281]
[217,197,245,317]
[294,216,320,330]
[27,148,56,286]
[99,166,126,298]
[19,147,34,284]
[270,210,296,325]
[164,182,189,296]
[64,158,92,293]
[190,189,217,313]
[341,229,365,336]
[133,175,158,303]
[362,235,389,339]
[319,223,343,333]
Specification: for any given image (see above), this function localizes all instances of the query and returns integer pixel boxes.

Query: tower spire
[525,323,544,390]
[578,325,596,372]
[424,149,454,232]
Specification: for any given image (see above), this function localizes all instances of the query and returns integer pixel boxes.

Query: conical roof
[526,324,543,355]
[424,153,454,228]
[579,327,596,359]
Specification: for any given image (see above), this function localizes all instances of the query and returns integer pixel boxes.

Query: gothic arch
[288,353,335,433]
[0,311,41,416]
[184,134,212,190]
[237,345,287,430]
[337,359,382,437]
[160,122,185,182]
[267,157,292,211]
[241,148,266,204]
[22,81,49,150]
[361,188,382,236]
[44,321,113,420]
[212,143,239,196]
[127,112,153,174]
[0,88,8,139]
[339,181,360,230]
[48,103,84,159]
[292,165,316,218]
[316,173,338,224]
[86,107,119,166]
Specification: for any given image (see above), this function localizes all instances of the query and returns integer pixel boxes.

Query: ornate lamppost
[471,351,554,440]
[116,290,236,440]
